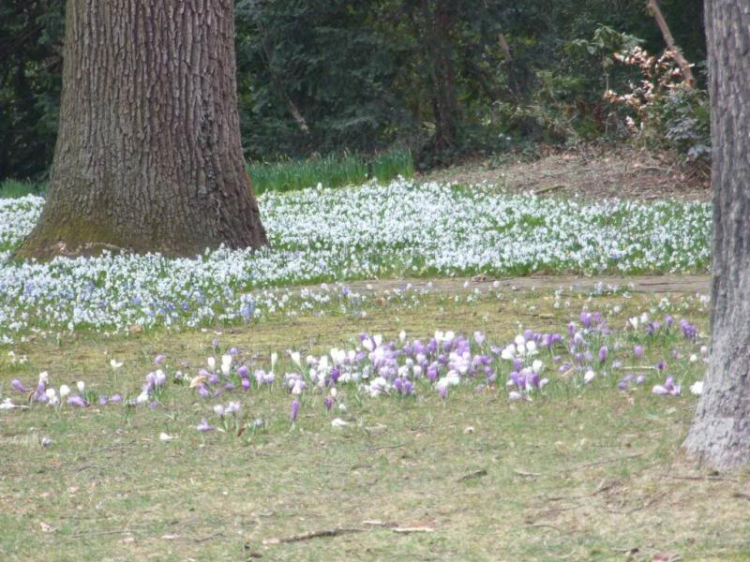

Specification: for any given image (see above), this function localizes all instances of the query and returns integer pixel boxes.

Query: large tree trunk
[17,0,267,259]
[683,1,750,469]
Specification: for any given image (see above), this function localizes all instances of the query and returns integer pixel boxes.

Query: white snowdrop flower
[331,418,349,428]
[110,359,123,370]
[689,354,698,363]
[526,341,538,355]
[136,391,150,404]
[76,381,86,393]
[271,352,278,371]
[39,371,49,385]
[514,334,526,346]
[584,370,596,385]
[373,334,383,347]
[59,385,71,399]
[213,404,225,417]
[532,360,544,373]
[207,357,216,371]
[399,330,406,342]
[690,381,704,395]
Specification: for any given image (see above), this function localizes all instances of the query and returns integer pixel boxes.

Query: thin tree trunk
[17,0,267,259]
[646,0,695,87]
[683,0,750,469]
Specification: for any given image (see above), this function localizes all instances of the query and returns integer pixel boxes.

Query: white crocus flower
[221,354,232,375]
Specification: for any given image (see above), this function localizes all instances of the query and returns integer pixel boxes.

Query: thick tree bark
[683,1,750,469]
[17,0,267,259]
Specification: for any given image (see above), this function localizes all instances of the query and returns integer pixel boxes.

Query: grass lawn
[2,284,747,561]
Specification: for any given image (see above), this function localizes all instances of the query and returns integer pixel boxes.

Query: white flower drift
[0,180,710,338]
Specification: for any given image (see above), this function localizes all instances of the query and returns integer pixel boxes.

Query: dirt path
[284,274,710,296]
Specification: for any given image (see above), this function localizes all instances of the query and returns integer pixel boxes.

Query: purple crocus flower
[617,380,629,391]
[154,354,166,365]
[599,346,608,364]
[98,395,108,406]
[241,378,250,391]
[580,312,592,329]
[237,365,249,379]
[197,385,210,398]
[634,345,644,359]
[680,319,697,340]
[657,361,666,371]
[11,379,27,393]
[393,378,403,393]
[41,437,52,447]
[324,397,333,411]
[664,314,674,328]
[67,395,87,407]
[438,385,447,400]
[109,394,123,403]
[635,375,646,385]
[290,399,300,422]
[224,382,236,391]
[403,380,414,395]
[196,419,213,432]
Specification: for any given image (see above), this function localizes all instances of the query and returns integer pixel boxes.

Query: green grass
[2,287,745,561]
[248,149,414,195]
[0,149,414,199]
[0,178,46,198]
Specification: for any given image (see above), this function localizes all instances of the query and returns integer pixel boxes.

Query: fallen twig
[513,469,542,478]
[194,531,225,543]
[534,184,566,195]
[458,469,488,482]
[392,526,434,534]
[732,492,750,501]
[71,529,133,538]
[263,527,364,545]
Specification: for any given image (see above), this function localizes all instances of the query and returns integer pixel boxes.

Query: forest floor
[422,145,711,202]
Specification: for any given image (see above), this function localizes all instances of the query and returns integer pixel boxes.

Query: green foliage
[0,178,46,199]
[248,149,413,195]
[0,0,707,180]
[0,0,64,181]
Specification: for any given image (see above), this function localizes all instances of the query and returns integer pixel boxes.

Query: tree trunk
[683,1,750,469]
[17,0,267,259]
[428,0,459,154]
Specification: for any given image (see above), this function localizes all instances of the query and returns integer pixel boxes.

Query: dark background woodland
[0,0,707,181]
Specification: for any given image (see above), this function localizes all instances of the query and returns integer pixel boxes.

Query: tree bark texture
[683,1,750,469]
[18,0,267,259]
